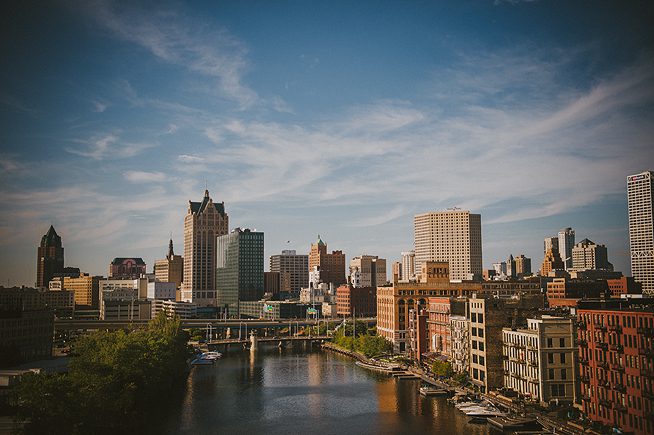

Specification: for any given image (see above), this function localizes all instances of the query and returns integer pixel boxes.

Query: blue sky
[1,0,653,286]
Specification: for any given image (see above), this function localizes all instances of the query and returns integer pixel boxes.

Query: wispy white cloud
[123,170,166,183]
[91,100,108,113]
[65,133,156,160]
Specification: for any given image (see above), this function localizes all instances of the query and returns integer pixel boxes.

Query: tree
[431,360,453,378]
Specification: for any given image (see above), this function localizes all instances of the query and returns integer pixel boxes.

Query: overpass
[54,318,376,331]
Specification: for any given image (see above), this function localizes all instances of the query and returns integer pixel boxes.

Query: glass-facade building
[216,228,264,317]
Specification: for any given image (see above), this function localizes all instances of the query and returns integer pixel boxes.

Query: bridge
[207,335,330,346]
[54,318,376,331]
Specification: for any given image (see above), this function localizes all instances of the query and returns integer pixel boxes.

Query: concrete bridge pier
[250,332,258,352]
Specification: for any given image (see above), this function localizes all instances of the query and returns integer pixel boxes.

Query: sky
[1,0,653,286]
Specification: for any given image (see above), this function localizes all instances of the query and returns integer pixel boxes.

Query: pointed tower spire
[167,238,174,259]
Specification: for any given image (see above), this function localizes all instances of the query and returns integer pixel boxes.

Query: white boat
[200,352,222,360]
[419,387,449,397]
[464,406,507,418]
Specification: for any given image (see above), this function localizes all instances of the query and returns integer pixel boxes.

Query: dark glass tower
[36,225,64,288]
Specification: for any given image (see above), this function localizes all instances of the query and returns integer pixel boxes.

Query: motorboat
[201,352,222,360]
[419,386,449,397]
[464,405,507,418]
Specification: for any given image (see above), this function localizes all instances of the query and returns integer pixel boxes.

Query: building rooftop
[189,189,226,215]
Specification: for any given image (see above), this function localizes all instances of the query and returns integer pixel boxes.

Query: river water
[162,344,490,435]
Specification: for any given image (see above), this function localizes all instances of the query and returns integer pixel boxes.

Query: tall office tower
[414,210,482,281]
[392,261,402,283]
[571,239,612,271]
[514,255,532,277]
[627,170,654,295]
[308,236,346,286]
[506,254,516,278]
[181,190,228,306]
[216,228,264,316]
[401,251,415,282]
[558,228,575,270]
[36,225,64,288]
[349,255,387,288]
[108,258,146,279]
[154,239,184,289]
[541,249,564,276]
[544,236,559,255]
[269,250,309,293]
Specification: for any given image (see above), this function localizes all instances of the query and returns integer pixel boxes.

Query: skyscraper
[627,170,654,295]
[181,190,229,306]
[269,250,309,293]
[558,227,575,270]
[400,251,415,282]
[514,255,532,277]
[543,236,559,255]
[216,228,264,316]
[349,255,386,288]
[414,209,482,281]
[36,225,64,288]
[571,239,612,271]
[154,238,184,289]
[308,236,346,286]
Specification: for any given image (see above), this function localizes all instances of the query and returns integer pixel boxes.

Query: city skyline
[2,1,654,286]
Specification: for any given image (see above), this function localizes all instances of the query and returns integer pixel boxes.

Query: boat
[464,406,507,418]
[487,416,538,431]
[419,386,449,397]
[201,351,223,360]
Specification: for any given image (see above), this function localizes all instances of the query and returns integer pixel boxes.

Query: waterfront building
[541,248,565,276]
[628,171,654,296]
[414,209,482,281]
[151,300,197,319]
[216,228,264,316]
[468,294,544,393]
[147,281,176,300]
[349,255,386,288]
[108,257,146,279]
[426,297,466,356]
[558,228,576,271]
[408,307,428,361]
[36,225,64,288]
[269,250,309,293]
[336,285,376,317]
[308,236,346,286]
[577,298,654,434]
[181,189,229,306]
[502,316,577,406]
[572,239,612,271]
[450,315,470,373]
[401,251,415,282]
[515,255,532,278]
[153,239,183,290]
[0,287,54,364]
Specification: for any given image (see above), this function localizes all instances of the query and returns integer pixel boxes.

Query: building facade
[515,255,532,277]
[216,228,264,316]
[308,236,346,286]
[628,171,654,295]
[502,316,577,406]
[541,248,565,276]
[450,315,470,374]
[108,258,146,279]
[269,250,309,293]
[336,285,376,317]
[154,238,183,289]
[62,273,101,308]
[577,299,654,434]
[36,225,64,288]
[414,210,482,281]
[572,239,612,271]
[349,255,386,288]
[400,251,415,282]
[558,228,576,271]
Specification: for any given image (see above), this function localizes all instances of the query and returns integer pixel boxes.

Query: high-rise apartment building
[514,255,532,277]
[544,236,559,255]
[558,228,576,271]
[571,239,612,271]
[628,170,654,295]
[414,210,482,281]
[181,190,228,306]
[349,255,386,288]
[308,236,346,286]
[216,228,264,316]
[36,225,64,288]
[154,239,184,289]
[401,251,415,282]
[269,250,309,293]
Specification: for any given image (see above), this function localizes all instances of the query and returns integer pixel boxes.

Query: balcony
[610,363,625,372]
[614,403,627,412]
[598,378,611,388]
[577,321,587,330]
[613,383,626,393]
[608,324,622,334]
[594,323,607,332]
[597,342,609,351]
[578,339,588,348]
[643,389,654,400]
[599,398,612,408]
[609,344,624,353]
[528,360,538,368]
[580,375,590,384]
[598,361,609,370]
[582,395,592,402]
[639,347,654,358]
[580,358,589,366]
[641,367,654,378]
[637,327,654,337]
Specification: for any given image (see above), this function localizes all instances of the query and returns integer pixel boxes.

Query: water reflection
[162,344,489,435]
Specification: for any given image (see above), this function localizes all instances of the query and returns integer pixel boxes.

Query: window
[547,338,553,348]
[560,353,566,364]
[549,369,555,380]
[479,328,484,338]
[479,342,484,351]
[561,369,567,380]
[478,313,483,323]
[473,354,478,363]
[560,338,565,347]
[548,353,554,364]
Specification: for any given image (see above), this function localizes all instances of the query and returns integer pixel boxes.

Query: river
[162,344,490,435]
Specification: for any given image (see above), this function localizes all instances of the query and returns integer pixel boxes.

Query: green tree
[431,360,453,378]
